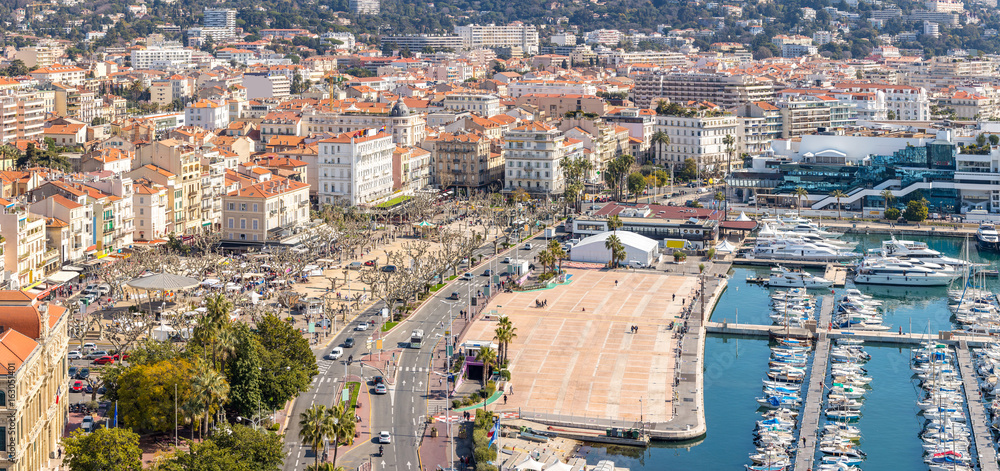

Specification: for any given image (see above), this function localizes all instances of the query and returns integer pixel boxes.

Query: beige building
[0,201,46,289]
[515,94,609,120]
[222,176,310,242]
[133,179,170,242]
[0,91,44,144]
[425,132,504,191]
[0,291,69,471]
[135,140,203,232]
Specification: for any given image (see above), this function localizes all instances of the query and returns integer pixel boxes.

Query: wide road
[282,233,550,471]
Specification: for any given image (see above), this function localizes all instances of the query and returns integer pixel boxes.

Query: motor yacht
[881,236,971,267]
[751,239,861,262]
[977,224,1000,253]
[765,266,834,289]
[853,257,958,286]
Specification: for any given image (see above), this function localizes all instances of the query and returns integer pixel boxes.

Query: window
[140,220,144,227]
[253,203,258,212]
[240,219,246,229]
[252,219,258,230]
[228,203,234,210]
[139,208,144,215]
[240,234,246,240]
[228,218,234,229]
[240,203,247,211]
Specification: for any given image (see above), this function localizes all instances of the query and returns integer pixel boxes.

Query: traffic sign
[341,388,349,403]
[376,339,382,350]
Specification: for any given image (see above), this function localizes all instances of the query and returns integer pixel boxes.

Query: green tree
[210,424,285,469]
[627,171,647,203]
[62,427,143,471]
[226,323,265,418]
[650,130,670,163]
[547,238,567,273]
[493,317,518,364]
[829,190,848,220]
[880,189,896,214]
[990,135,1000,146]
[607,214,623,233]
[256,314,319,410]
[537,249,554,274]
[794,187,809,218]
[677,158,698,181]
[329,401,356,469]
[475,346,497,388]
[604,234,626,267]
[117,359,194,433]
[190,358,230,437]
[299,405,335,469]
[904,199,929,222]
[885,207,901,220]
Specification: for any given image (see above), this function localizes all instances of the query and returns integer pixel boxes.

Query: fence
[515,408,646,432]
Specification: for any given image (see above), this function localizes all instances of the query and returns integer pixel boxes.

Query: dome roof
[390,99,409,117]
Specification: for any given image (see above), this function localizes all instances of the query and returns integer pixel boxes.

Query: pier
[955,345,1000,471]
[792,296,834,471]
[706,322,999,347]
[733,258,847,269]
[823,265,848,287]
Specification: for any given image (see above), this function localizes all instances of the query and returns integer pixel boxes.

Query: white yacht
[881,236,970,267]
[785,222,844,239]
[765,267,834,288]
[752,239,861,262]
[977,224,1000,253]
[853,257,958,286]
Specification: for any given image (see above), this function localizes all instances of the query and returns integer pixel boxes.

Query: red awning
[720,221,758,231]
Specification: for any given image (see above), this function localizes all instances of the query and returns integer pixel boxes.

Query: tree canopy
[62,428,143,471]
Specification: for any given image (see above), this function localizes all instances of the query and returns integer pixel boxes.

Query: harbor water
[581,232,998,469]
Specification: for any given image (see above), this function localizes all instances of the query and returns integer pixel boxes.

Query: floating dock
[955,345,1000,471]
[792,297,834,471]
[823,265,848,287]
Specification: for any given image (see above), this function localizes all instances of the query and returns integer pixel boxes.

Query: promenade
[792,297,834,471]
[955,346,1000,471]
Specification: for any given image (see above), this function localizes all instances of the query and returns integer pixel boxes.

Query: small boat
[765,266,834,288]
[977,224,1000,253]
[825,409,861,420]
[820,446,867,458]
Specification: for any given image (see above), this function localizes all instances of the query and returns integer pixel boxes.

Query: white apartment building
[242,72,291,99]
[133,181,169,242]
[585,29,624,45]
[441,93,502,117]
[29,195,92,263]
[508,80,598,98]
[0,203,46,289]
[653,112,741,176]
[349,0,380,14]
[632,73,775,109]
[203,8,237,37]
[317,131,395,206]
[454,22,540,55]
[605,50,688,67]
[131,45,194,70]
[223,177,311,242]
[503,122,573,196]
[28,64,85,86]
[185,99,229,130]
[835,82,931,121]
[302,100,426,147]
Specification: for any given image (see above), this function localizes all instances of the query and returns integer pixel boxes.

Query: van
[348,262,363,270]
[629,260,646,269]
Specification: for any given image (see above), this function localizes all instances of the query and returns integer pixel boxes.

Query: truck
[544,228,555,238]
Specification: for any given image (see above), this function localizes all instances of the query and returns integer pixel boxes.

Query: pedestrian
[615,280,618,286]
[899,326,903,335]
[672,293,676,301]
[503,394,507,405]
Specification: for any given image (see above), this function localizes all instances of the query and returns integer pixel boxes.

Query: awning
[720,221,758,231]
[85,245,97,252]
[64,265,84,272]
[47,270,80,284]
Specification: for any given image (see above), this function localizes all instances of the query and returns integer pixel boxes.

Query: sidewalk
[417,326,468,471]
[329,374,374,460]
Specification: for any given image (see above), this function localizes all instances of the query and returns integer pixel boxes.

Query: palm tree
[494,317,517,364]
[714,191,725,211]
[604,235,625,268]
[880,189,896,216]
[190,359,230,437]
[830,190,848,220]
[329,402,356,469]
[722,134,736,195]
[607,215,623,234]
[299,405,335,468]
[651,130,670,164]
[537,249,554,274]
[475,346,497,388]
[793,187,808,218]
[547,238,566,273]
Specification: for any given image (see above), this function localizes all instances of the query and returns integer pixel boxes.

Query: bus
[410,330,424,349]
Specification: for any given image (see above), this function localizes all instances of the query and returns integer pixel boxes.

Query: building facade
[317,131,396,206]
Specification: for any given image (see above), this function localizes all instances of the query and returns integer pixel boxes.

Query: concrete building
[503,122,578,196]
[834,82,930,121]
[184,99,229,130]
[28,64,85,87]
[349,0,380,14]
[652,108,741,176]
[203,8,237,37]
[0,202,46,289]
[317,131,395,206]
[425,132,504,191]
[0,291,69,471]
[380,35,465,51]
[632,73,775,109]
[572,203,722,249]
[302,100,426,147]
[223,176,311,242]
[132,180,169,242]
[454,23,540,55]
[392,146,432,194]
[0,91,45,143]
[131,45,193,70]
[515,94,608,119]
[28,195,91,263]
[442,93,502,117]
[242,72,291,99]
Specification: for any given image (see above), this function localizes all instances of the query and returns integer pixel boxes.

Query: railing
[517,409,645,432]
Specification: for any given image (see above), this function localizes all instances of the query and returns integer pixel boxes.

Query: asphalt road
[282,234,551,471]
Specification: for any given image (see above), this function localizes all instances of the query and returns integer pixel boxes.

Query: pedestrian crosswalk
[427,399,449,414]
[402,366,428,372]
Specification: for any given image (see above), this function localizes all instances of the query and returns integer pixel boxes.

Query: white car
[524,243,533,250]
[355,323,369,331]
[67,351,82,360]
[378,431,392,444]
[324,347,344,360]
[461,272,474,280]
[81,416,94,433]
[502,257,511,263]
[83,343,96,351]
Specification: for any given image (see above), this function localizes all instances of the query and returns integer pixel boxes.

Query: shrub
[462,396,474,406]
[673,251,686,262]
[476,464,499,471]
[472,428,488,448]
[706,248,716,259]
[486,380,496,397]
[537,272,556,282]
[500,369,511,381]
[452,399,463,409]
[885,207,901,220]
[904,200,928,222]
[474,445,497,464]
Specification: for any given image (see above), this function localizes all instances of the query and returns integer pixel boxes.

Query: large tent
[127,272,201,314]
[569,231,659,266]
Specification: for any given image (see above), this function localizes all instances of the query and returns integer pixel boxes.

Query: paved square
[463,268,699,423]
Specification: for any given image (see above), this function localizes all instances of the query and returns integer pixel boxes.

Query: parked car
[355,323,369,331]
[343,337,355,348]
[112,353,129,361]
[96,284,111,296]
[70,381,84,393]
[83,343,96,351]
[86,350,108,360]
[363,260,376,266]
[68,351,82,360]
[92,356,115,365]
[380,265,397,273]
[379,431,392,444]
[348,262,363,270]
[324,347,344,360]
[374,383,388,395]
[81,417,94,433]
[69,366,78,379]
[77,367,90,380]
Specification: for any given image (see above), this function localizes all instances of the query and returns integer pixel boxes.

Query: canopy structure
[715,240,737,253]
[126,273,201,291]
[413,221,436,227]
[515,457,545,471]
[543,462,574,471]
[736,211,752,221]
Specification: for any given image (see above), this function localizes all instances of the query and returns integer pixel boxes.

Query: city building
[454,23,540,55]
[632,73,775,109]
[441,93,502,117]
[349,0,380,14]
[131,45,193,70]
[302,100,426,147]
[503,122,579,196]
[380,35,465,51]
[652,107,741,176]
[0,91,45,143]
[242,72,291,99]
[392,146,432,194]
[132,179,169,242]
[28,64,85,87]
[834,82,931,121]
[571,203,722,249]
[223,176,311,243]
[425,132,504,191]
[184,99,230,130]
[317,131,395,206]
[0,201,46,289]
[0,290,69,471]
[203,8,237,37]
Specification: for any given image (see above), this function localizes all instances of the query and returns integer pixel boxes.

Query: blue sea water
[580,233,998,470]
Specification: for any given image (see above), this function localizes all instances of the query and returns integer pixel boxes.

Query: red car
[92,356,115,365]
[112,353,129,361]
[70,380,84,393]
[363,260,376,266]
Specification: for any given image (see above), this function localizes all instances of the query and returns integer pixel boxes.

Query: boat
[853,256,958,286]
[881,236,971,267]
[765,266,834,288]
[976,224,1000,253]
[751,239,861,262]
